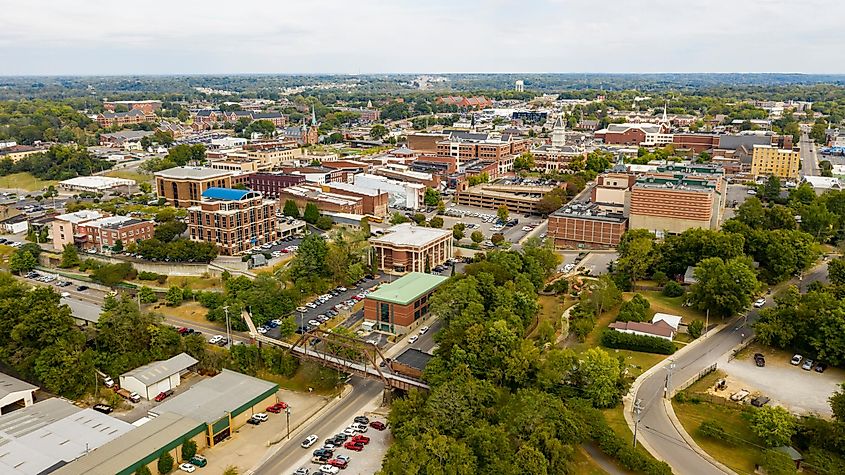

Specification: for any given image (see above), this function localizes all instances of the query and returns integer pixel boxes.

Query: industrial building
[119,353,198,401]
[0,372,37,414]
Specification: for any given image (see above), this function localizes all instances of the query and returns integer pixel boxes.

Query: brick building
[51,211,153,252]
[245,173,306,198]
[628,173,725,236]
[97,109,156,128]
[370,223,453,274]
[672,134,721,153]
[323,182,389,217]
[594,123,671,146]
[155,167,251,208]
[363,272,448,334]
[548,203,628,249]
[188,188,278,256]
[103,100,162,114]
[278,184,364,215]
[455,184,561,215]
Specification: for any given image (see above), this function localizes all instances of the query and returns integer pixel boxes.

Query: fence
[672,362,717,396]
[727,335,756,362]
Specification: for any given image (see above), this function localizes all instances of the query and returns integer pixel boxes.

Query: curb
[246,383,354,474]
[662,398,735,474]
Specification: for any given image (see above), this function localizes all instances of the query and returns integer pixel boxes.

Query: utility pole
[285,407,291,440]
[663,360,676,399]
[632,398,644,448]
[704,308,709,338]
[223,305,231,349]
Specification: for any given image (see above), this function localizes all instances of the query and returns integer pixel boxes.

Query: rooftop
[393,348,434,371]
[552,203,627,223]
[121,353,198,386]
[369,223,452,248]
[55,210,104,224]
[0,372,37,399]
[201,187,257,201]
[326,182,384,197]
[154,166,234,180]
[149,369,277,424]
[366,272,448,306]
[608,320,675,338]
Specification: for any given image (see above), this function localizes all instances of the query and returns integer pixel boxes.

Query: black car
[92,404,113,414]
[312,448,333,458]
[334,433,349,442]
[814,362,828,373]
[754,353,765,367]
[76,285,89,291]
[751,396,770,407]
[354,416,370,425]
[246,417,260,425]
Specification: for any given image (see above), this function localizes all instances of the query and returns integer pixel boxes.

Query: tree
[157,451,174,474]
[369,124,388,140]
[759,449,797,475]
[112,239,124,253]
[830,383,845,421]
[688,319,704,339]
[750,405,797,447]
[690,257,758,317]
[424,187,441,206]
[165,286,184,306]
[181,439,197,461]
[303,202,320,224]
[283,200,300,218]
[491,233,505,246]
[578,348,623,407]
[412,213,426,225]
[453,223,466,241]
[315,215,334,230]
[513,152,535,171]
[662,280,684,297]
[617,293,650,322]
[9,250,37,274]
[585,150,612,173]
[135,466,152,475]
[536,194,564,215]
[497,205,509,223]
[764,175,781,201]
[138,286,157,304]
[471,231,484,244]
[59,244,80,268]
[429,216,444,228]
[389,212,409,225]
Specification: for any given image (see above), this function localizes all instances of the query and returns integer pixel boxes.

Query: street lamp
[223,305,231,349]
[285,407,291,440]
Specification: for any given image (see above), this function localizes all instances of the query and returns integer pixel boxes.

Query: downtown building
[188,188,278,256]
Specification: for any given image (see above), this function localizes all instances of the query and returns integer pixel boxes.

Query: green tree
[662,280,684,297]
[165,286,184,306]
[578,347,623,407]
[759,449,797,475]
[138,286,157,304]
[513,152,535,171]
[688,319,704,339]
[750,405,797,447]
[471,231,484,244]
[135,466,152,475]
[830,383,845,421]
[283,200,300,218]
[764,175,781,201]
[617,293,650,322]
[389,212,409,225]
[303,203,320,224]
[429,216,444,228]
[181,439,197,461]
[315,215,334,230]
[112,239,124,253]
[690,257,758,317]
[491,233,505,246]
[424,187,441,206]
[59,244,80,268]
[157,451,174,474]
[9,250,37,274]
[412,213,426,225]
[497,205,509,223]
[453,223,466,240]
[369,124,388,140]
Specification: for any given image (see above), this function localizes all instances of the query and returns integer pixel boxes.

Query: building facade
[155,167,249,208]
[75,216,155,252]
[628,173,724,236]
[363,272,448,334]
[188,188,278,256]
[751,144,801,179]
[370,223,453,274]
[548,204,628,249]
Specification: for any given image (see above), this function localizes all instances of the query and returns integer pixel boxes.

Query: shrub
[688,319,704,339]
[601,329,676,354]
[662,280,685,297]
[759,449,798,475]
[617,293,650,322]
[157,451,174,474]
[698,421,735,444]
[652,270,669,286]
[181,439,197,461]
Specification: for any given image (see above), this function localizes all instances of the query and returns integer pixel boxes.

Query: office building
[751,144,801,179]
[188,188,278,255]
[370,223,453,274]
[548,203,628,249]
[455,183,560,215]
[246,172,306,198]
[74,216,155,252]
[363,272,448,334]
[278,184,364,215]
[353,173,426,209]
[155,167,249,208]
[628,172,725,236]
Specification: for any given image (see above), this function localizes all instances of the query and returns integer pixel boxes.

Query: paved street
[800,131,820,177]
[633,261,829,475]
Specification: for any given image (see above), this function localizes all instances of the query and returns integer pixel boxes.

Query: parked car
[178,463,196,473]
[208,335,224,345]
[354,416,369,425]
[351,434,370,444]
[312,448,333,458]
[343,441,363,451]
[293,468,310,475]
[296,306,308,313]
[301,435,319,448]
[370,420,386,430]
[751,396,770,407]
[343,427,356,436]
[92,404,113,414]
[753,298,766,308]
[154,389,174,402]
[247,417,260,425]
[188,455,207,467]
[754,353,765,367]
[790,354,803,365]
[76,285,89,291]
[267,402,288,413]
[252,412,269,422]
[103,376,114,388]
[319,465,340,475]
[419,326,429,334]
[327,459,348,469]
[815,362,828,373]
[408,335,419,344]
[802,359,815,371]
[730,389,750,402]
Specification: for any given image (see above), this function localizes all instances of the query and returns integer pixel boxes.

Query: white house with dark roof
[119,353,198,401]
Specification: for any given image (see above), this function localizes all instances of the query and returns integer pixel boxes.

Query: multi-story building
[103,100,162,114]
[323,182,389,217]
[436,96,492,109]
[51,211,153,252]
[751,144,801,179]
[434,131,530,172]
[188,188,278,256]
[672,133,720,153]
[278,184,364,215]
[532,117,588,171]
[51,210,104,251]
[96,109,156,128]
[548,203,628,249]
[155,167,250,208]
[370,223,453,274]
[455,184,561,215]
[628,172,725,236]
[363,272,448,334]
[245,172,306,198]
[594,123,671,146]
[353,173,426,210]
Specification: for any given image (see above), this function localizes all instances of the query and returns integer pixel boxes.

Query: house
[651,313,682,332]
[0,372,37,414]
[119,353,198,401]
[608,319,676,341]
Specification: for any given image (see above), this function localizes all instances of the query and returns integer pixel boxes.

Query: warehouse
[120,353,198,401]
[58,176,135,192]
[0,372,37,414]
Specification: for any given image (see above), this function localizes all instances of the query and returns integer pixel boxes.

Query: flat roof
[149,369,277,424]
[54,210,103,224]
[51,412,203,475]
[327,181,383,197]
[0,398,133,475]
[0,372,37,399]
[366,272,448,305]
[121,353,198,386]
[369,223,451,248]
[393,348,433,371]
[154,166,234,180]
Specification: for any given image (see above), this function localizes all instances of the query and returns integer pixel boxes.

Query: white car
[352,423,368,433]
[179,463,196,473]
[753,298,766,308]
[408,335,419,344]
[257,326,268,334]
[336,455,351,463]
[306,302,318,309]
[208,335,223,344]
[60,291,71,298]
[419,326,429,334]
[301,434,319,448]
[319,465,340,475]
[747,189,757,195]
[296,306,308,313]
[253,412,269,422]
[343,427,356,436]
[271,319,282,325]
[308,319,321,327]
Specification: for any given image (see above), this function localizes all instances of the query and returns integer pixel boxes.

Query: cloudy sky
[0,0,841,75]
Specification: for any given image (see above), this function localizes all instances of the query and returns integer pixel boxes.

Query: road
[633,261,829,475]
[800,131,820,177]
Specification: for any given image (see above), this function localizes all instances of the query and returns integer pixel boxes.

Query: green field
[106,169,153,184]
[0,172,57,192]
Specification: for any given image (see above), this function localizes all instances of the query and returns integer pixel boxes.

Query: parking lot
[437,204,545,247]
[721,345,845,416]
[556,251,616,277]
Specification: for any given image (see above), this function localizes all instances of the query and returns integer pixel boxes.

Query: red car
[351,435,370,445]
[266,402,288,413]
[343,441,363,451]
[328,459,348,469]
[369,421,386,431]
[154,390,174,402]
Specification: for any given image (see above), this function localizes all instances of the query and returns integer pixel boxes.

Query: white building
[119,353,198,401]
[801,175,844,194]
[210,137,248,149]
[353,173,425,209]
[0,372,37,414]
[59,176,135,192]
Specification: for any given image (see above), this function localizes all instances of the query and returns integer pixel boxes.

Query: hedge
[601,329,676,354]
[589,410,673,475]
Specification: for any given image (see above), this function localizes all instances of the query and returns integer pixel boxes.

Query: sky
[0,0,842,75]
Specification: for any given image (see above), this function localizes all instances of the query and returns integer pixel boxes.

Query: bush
[315,215,334,230]
[181,439,197,461]
[688,319,704,339]
[601,329,676,354]
[135,466,152,475]
[91,262,137,287]
[138,271,167,283]
[589,413,673,475]
[157,451,174,474]
[698,421,735,445]
[662,280,685,297]
[617,293,650,322]
[652,270,669,286]
[759,449,797,475]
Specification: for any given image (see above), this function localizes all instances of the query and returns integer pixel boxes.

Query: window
[379,303,391,323]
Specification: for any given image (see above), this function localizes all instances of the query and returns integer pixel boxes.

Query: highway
[800,131,820,177]
[633,261,829,475]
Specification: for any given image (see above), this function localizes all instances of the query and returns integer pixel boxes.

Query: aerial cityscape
[1,2,845,475]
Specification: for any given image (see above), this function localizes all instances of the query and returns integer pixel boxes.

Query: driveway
[721,347,843,416]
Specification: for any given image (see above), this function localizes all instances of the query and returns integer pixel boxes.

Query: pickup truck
[730,389,750,402]
[116,388,141,403]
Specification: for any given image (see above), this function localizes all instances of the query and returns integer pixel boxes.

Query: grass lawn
[672,371,764,474]
[0,245,15,271]
[601,405,661,463]
[152,301,211,325]
[105,169,153,184]
[163,275,223,290]
[528,295,574,339]
[571,445,612,475]
[637,291,707,325]
[0,172,57,192]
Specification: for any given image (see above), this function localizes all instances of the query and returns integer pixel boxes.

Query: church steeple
[311,105,317,126]
[551,114,566,148]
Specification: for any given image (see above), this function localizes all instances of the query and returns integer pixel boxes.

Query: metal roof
[393,348,433,371]
[120,353,198,386]
[0,372,37,399]
[366,272,448,306]
[201,187,253,201]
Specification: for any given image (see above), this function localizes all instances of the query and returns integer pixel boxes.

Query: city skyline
[2,0,843,75]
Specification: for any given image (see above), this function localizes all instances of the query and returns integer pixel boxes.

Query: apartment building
[628,173,725,236]
[370,223,453,274]
[51,211,153,252]
[188,188,278,256]
[96,109,156,128]
[548,203,628,249]
[103,100,162,114]
[455,184,560,215]
[751,144,801,179]
[154,167,250,208]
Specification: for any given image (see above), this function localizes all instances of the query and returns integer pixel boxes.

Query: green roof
[367,272,448,305]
